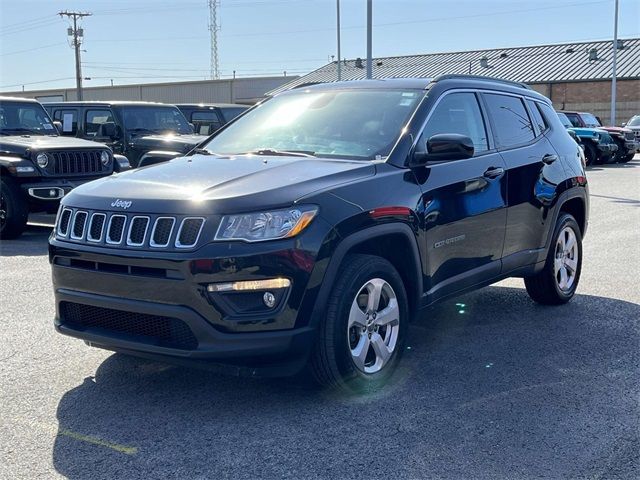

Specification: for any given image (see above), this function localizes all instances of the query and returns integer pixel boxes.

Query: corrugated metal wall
[2,76,297,104]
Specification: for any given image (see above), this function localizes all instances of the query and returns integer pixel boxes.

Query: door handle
[483,166,504,179]
[542,153,558,165]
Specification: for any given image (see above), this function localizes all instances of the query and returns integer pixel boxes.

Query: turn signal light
[207,278,291,292]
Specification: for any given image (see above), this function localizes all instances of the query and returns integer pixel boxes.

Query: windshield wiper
[127,128,156,135]
[192,147,216,155]
[243,149,316,158]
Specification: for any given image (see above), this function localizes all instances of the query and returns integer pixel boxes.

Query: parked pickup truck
[0,96,130,238]
[556,112,618,166]
[560,110,636,163]
[43,101,208,168]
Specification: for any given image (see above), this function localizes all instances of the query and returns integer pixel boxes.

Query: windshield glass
[220,106,248,122]
[581,113,601,127]
[202,89,423,160]
[628,115,640,127]
[0,101,57,136]
[556,112,573,129]
[119,106,192,134]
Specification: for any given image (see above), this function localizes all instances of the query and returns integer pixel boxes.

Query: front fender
[137,150,183,168]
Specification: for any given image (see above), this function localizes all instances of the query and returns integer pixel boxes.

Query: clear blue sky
[1,0,638,92]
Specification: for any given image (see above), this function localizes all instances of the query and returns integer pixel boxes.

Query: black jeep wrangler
[49,76,589,390]
[43,101,208,168]
[0,97,129,239]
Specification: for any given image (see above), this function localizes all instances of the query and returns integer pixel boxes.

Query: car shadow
[51,286,640,479]
[588,159,639,171]
[0,224,51,257]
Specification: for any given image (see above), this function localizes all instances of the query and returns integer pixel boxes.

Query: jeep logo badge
[111,199,132,209]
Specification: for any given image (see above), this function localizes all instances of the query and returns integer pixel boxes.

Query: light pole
[610,0,619,125]
[336,0,341,81]
[366,0,372,79]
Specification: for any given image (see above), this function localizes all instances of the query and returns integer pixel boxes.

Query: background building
[270,38,640,125]
[1,75,296,105]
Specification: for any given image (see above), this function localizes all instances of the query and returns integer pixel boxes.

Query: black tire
[583,142,597,166]
[310,254,409,392]
[620,153,635,163]
[524,213,582,305]
[612,138,627,163]
[0,177,29,240]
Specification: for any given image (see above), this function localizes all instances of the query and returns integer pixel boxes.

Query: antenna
[208,0,220,79]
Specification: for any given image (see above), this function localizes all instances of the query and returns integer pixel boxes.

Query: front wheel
[0,177,29,239]
[310,254,409,391]
[620,152,635,163]
[583,142,597,166]
[524,213,582,305]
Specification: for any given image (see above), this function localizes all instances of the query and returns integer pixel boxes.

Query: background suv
[49,76,588,391]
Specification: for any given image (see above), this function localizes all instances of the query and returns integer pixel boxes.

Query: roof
[0,96,39,103]
[268,37,640,95]
[174,103,249,109]
[291,78,433,91]
[42,100,174,107]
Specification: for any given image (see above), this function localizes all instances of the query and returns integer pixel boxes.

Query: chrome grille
[87,213,106,242]
[71,211,88,239]
[176,218,205,248]
[51,150,105,176]
[127,217,150,246]
[55,209,206,250]
[57,208,72,236]
[150,217,175,247]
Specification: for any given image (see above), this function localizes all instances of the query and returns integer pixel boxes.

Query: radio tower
[208,0,220,79]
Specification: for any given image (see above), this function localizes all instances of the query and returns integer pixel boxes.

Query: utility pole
[610,0,619,125]
[366,0,372,79]
[336,0,341,81]
[58,11,91,101]
[208,0,220,79]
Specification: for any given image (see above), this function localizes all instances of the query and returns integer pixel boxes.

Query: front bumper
[596,143,618,155]
[49,228,327,375]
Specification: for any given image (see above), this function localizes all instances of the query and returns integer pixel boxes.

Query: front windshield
[557,112,573,129]
[628,115,640,127]
[581,113,601,127]
[0,101,57,136]
[120,106,192,135]
[202,88,423,160]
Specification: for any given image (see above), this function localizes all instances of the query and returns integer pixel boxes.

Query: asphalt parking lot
[1,158,639,479]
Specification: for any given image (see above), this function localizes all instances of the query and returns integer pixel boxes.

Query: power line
[0,42,66,57]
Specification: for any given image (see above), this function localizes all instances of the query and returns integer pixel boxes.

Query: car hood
[598,126,633,134]
[62,154,376,214]
[0,135,107,156]
[129,133,207,152]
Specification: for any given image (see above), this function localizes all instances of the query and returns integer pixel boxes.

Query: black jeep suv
[43,101,207,168]
[49,76,589,389]
[0,97,129,239]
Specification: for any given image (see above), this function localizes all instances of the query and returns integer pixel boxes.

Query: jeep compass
[49,76,589,390]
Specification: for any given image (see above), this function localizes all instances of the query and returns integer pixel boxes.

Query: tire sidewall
[583,143,597,166]
[547,214,583,301]
[0,177,28,239]
[330,258,409,389]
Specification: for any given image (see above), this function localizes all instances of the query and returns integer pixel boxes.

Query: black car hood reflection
[129,133,208,152]
[0,135,107,155]
[64,154,376,214]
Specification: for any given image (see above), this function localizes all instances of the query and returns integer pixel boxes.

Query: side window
[526,100,548,135]
[483,93,535,148]
[564,113,581,127]
[53,109,77,135]
[419,92,489,154]
[192,111,221,135]
[85,109,114,137]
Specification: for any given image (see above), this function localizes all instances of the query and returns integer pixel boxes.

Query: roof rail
[432,74,531,90]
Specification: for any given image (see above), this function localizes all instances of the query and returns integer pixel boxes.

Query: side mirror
[188,122,195,133]
[100,122,117,138]
[53,121,63,134]
[621,123,626,127]
[412,133,474,165]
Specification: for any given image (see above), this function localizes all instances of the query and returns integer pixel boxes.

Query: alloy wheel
[554,226,579,292]
[347,278,400,374]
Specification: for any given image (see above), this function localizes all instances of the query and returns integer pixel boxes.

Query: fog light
[263,292,276,308]
[207,278,291,292]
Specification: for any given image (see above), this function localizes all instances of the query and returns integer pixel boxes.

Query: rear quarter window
[483,93,535,148]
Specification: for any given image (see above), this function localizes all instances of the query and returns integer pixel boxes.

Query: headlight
[100,150,111,166]
[593,133,601,143]
[36,153,49,168]
[215,206,318,242]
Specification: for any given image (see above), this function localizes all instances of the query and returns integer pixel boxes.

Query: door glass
[527,100,548,135]
[484,94,535,148]
[192,111,221,135]
[53,109,77,134]
[85,109,114,137]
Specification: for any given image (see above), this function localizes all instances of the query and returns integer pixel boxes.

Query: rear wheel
[0,177,29,239]
[525,213,582,305]
[583,142,597,166]
[310,254,408,392]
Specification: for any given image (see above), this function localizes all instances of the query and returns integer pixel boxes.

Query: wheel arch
[308,223,423,328]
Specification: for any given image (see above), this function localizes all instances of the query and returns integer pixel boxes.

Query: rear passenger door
[481,93,563,271]
[417,91,507,299]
